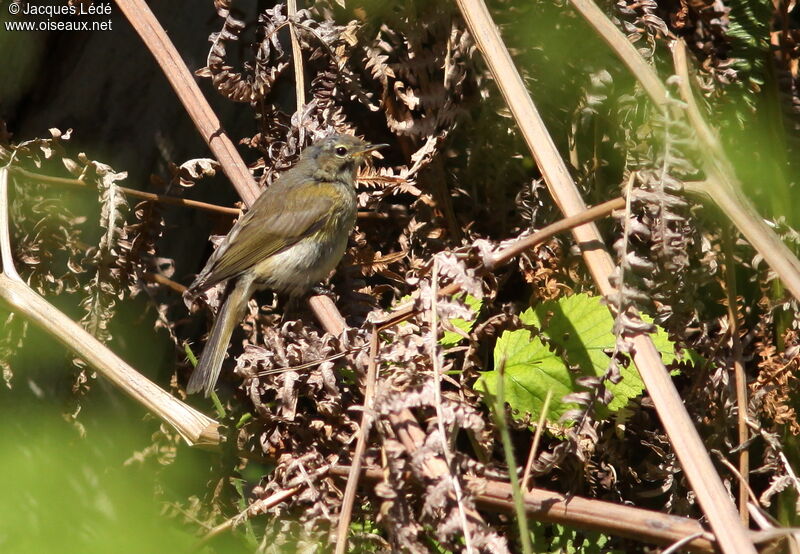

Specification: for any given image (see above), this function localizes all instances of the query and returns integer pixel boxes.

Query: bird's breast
[253,181,356,296]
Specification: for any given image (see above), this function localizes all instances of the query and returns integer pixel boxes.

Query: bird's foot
[310,285,337,300]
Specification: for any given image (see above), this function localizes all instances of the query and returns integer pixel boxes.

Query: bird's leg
[281,295,301,323]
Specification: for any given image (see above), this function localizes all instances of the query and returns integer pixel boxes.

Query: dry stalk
[378,196,625,329]
[287,0,306,112]
[429,258,474,553]
[333,328,379,554]
[454,0,755,551]
[521,388,552,490]
[722,228,750,523]
[0,166,221,447]
[671,41,800,301]
[328,465,716,551]
[11,166,241,216]
[142,272,188,294]
[196,486,301,546]
[114,0,259,205]
[661,532,709,554]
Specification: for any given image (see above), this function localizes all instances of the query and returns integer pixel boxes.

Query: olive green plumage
[186,134,386,396]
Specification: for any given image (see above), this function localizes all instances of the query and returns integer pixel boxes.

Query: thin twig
[256,345,369,377]
[430,258,475,553]
[287,0,306,113]
[722,227,750,523]
[378,196,625,329]
[196,487,301,547]
[142,272,188,294]
[711,450,759,506]
[11,166,241,216]
[661,532,708,554]
[487,196,626,269]
[13,167,390,224]
[334,327,379,554]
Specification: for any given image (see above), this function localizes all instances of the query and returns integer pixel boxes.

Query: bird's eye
[334,146,348,157]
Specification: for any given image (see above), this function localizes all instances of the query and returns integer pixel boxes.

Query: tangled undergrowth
[1,0,800,551]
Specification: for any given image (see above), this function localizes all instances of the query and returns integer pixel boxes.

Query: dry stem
[197,487,301,546]
[333,328,379,554]
[328,465,716,551]
[521,388,552,490]
[287,0,306,113]
[114,0,259,206]
[12,166,241,216]
[671,41,800,301]
[429,259,475,552]
[0,167,221,447]
[378,196,625,329]
[722,228,750,523]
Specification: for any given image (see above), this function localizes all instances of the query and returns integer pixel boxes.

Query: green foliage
[474,294,694,423]
[530,521,623,554]
[347,515,387,553]
[440,294,482,347]
[725,0,771,93]
[0,414,198,554]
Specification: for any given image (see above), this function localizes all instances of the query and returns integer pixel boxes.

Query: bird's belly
[253,232,349,296]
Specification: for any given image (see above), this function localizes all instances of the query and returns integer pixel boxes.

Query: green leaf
[440,294,482,346]
[475,293,697,423]
[475,328,574,421]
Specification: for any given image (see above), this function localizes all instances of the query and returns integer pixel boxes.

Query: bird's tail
[187,276,257,397]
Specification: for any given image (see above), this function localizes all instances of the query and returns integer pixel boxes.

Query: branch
[377,196,625,329]
[333,328,379,554]
[11,166,241,216]
[114,0,259,206]
[671,40,800,301]
[0,167,221,447]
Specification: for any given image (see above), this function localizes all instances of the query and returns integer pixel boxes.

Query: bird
[185,134,387,396]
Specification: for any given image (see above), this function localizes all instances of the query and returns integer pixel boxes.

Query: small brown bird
[186,134,386,396]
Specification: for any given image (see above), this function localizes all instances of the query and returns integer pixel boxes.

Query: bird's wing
[190,179,338,292]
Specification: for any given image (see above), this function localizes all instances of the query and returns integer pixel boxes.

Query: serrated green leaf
[475,293,699,423]
[474,329,574,421]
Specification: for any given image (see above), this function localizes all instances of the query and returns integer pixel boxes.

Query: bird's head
[301,134,387,182]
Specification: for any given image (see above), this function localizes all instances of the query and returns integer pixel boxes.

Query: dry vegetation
[1,0,800,552]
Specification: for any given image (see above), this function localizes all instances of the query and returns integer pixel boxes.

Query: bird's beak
[356,143,389,156]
